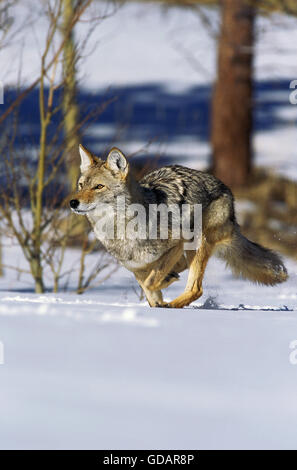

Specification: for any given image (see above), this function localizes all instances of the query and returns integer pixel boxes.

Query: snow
[1,245,297,449]
[4,2,297,86]
[1,300,297,450]
[0,1,297,450]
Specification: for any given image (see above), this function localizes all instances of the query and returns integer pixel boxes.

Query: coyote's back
[140,164,234,209]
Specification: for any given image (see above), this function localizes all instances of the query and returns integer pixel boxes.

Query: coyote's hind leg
[168,237,213,308]
[168,193,235,308]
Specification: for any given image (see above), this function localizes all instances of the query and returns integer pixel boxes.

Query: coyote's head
[69,145,130,214]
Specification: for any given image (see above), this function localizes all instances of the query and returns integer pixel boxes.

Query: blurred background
[0,0,296,293]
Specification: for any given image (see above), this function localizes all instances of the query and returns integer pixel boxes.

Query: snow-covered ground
[0,238,297,450]
[0,2,297,450]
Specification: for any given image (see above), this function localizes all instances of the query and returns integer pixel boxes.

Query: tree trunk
[30,257,45,294]
[211,0,255,188]
[62,0,80,191]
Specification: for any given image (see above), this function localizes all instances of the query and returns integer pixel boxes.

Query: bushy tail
[216,228,288,285]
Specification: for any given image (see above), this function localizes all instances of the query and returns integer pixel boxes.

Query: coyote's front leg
[143,243,184,292]
[155,254,188,290]
[134,273,165,307]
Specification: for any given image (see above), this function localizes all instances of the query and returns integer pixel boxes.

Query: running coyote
[70,145,288,308]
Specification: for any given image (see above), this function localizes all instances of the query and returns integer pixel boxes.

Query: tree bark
[211,0,255,188]
[62,0,80,191]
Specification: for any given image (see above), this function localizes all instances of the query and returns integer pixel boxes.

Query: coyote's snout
[70,144,288,308]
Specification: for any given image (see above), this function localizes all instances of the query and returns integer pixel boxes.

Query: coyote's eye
[93,184,105,190]
[78,182,83,190]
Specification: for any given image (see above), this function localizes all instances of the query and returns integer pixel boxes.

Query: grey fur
[71,147,288,307]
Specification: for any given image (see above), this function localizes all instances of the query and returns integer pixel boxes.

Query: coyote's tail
[216,227,288,285]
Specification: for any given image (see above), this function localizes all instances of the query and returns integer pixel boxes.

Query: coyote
[70,145,288,308]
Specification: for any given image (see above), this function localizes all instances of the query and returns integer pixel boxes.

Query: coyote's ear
[106,148,129,179]
[79,144,96,173]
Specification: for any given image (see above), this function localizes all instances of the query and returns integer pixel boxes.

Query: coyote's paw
[168,287,203,308]
[155,302,172,308]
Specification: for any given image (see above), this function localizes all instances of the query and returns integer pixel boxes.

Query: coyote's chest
[101,237,171,271]
[88,207,177,271]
